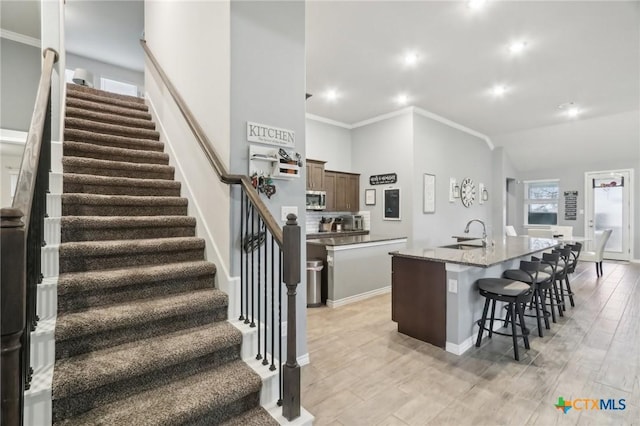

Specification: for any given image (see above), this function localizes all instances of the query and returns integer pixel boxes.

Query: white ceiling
[65,0,144,72]
[16,0,640,140]
[306,1,640,137]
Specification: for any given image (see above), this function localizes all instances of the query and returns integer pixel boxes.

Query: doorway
[584,169,633,261]
[506,178,517,230]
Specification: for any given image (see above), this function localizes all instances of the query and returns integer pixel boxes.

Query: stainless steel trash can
[306,259,324,307]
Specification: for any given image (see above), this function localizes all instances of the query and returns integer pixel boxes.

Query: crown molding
[306,106,494,150]
[0,29,41,48]
[351,107,413,129]
[305,113,352,129]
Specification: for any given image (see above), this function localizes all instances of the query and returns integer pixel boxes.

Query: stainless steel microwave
[306,190,326,210]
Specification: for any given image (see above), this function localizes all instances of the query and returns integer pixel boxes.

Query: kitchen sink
[439,243,483,250]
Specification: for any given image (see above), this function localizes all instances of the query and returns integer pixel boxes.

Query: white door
[584,170,632,260]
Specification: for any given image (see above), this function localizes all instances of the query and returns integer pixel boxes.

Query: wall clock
[460,177,476,207]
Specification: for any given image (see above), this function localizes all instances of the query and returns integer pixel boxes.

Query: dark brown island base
[390,236,559,354]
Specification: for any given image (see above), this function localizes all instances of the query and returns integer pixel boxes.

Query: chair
[503,260,552,337]
[527,228,554,238]
[505,225,517,236]
[580,229,613,277]
[475,276,533,361]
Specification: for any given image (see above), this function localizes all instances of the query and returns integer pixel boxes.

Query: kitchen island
[307,234,407,307]
[390,236,559,355]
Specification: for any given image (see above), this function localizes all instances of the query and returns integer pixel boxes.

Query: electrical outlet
[448,279,458,293]
[281,206,298,222]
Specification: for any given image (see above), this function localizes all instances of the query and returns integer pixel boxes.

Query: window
[100,77,138,97]
[524,180,559,226]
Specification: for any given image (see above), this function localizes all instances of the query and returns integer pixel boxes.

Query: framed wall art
[423,173,435,213]
[383,187,401,220]
[365,188,376,206]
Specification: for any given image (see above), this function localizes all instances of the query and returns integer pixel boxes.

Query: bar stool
[503,260,551,337]
[553,246,575,309]
[533,252,564,321]
[475,275,533,361]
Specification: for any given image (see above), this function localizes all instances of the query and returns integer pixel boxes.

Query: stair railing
[1,47,58,426]
[140,40,301,420]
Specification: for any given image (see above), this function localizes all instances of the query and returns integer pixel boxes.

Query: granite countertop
[390,236,560,268]
[306,230,369,239]
[307,234,407,247]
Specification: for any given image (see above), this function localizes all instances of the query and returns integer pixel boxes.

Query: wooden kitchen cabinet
[306,159,325,190]
[325,170,359,212]
[324,171,336,211]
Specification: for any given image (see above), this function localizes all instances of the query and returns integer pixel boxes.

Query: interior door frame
[584,168,634,261]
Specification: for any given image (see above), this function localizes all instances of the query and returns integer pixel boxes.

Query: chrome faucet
[464,219,487,248]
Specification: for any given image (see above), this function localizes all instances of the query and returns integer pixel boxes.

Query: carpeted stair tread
[59,236,203,257]
[62,193,188,217]
[66,117,160,140]
[66,106,157,130]
[65,128,164,152]
[66,97,152,120]
[58,260,214,295]
[67,83,147,106]
[63,156,174,180]
[54,360,262,426]
[60,215,195,241]
[63,173,180,196]
[63,141,169,165]
[53,322,242,399]
[220,406,279,426]
[55,288,226,342]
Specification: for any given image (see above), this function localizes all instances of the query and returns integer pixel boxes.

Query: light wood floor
[301,261,640,425]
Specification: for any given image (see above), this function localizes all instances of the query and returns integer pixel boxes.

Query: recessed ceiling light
[509,41,528,54]
[396,94,409,105]
[558,102,581,118]
[567,107,580,118]
[491,85,507,97]
[404,52,419,67]
[324,89,338,102]
[468,0,487,10]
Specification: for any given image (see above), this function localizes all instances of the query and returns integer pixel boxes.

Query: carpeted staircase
[52,83,278,425]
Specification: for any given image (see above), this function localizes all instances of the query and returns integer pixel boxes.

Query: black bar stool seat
[475,277,533,361]
[503,269,551,284]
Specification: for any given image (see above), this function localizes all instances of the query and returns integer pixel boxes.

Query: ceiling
[7,1,639,140]
[65,0,144,72]
[306,1,640,137]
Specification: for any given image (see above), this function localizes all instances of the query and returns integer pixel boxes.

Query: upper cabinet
[306,159,326,190]
[326,170,360,212]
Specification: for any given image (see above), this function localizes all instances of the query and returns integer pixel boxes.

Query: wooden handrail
[140,40,283,245]
[12,48,58,233]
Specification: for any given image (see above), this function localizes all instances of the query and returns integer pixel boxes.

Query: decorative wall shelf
[249,145,300,179]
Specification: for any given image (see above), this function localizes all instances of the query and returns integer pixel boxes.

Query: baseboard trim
[297,353,310,367]
[446,337,474,356]
[326,286,390,308]
[630,259,640,264]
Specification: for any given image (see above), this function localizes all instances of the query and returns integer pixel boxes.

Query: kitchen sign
[247,122,295,148]
[369,173,397,185]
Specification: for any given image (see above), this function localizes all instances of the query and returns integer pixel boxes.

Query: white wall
[144,0,232,278]
[352,113,414,240]
[305,118,352,172]
[412,112,494,247]
[0,38,41,131]
[66,52,144,95]
[229,0,307,357]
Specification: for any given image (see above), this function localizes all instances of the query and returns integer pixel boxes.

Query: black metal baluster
[256,216,262,361]
[277,253,283,406]
[270,235,276,371]
[250,205,255,328]
[239,192,245,321]
[263,225,268,365]
[244,197,250,325]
